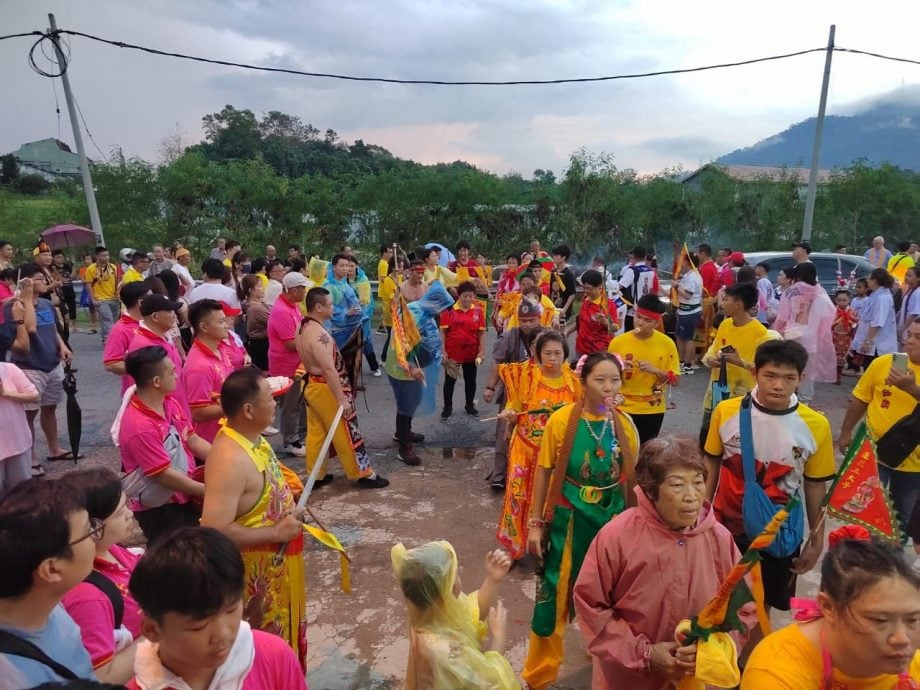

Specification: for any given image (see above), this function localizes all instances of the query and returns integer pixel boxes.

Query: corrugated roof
[684,163,833,185]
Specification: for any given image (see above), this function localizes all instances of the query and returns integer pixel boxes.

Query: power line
[835,47,920,67]
[72,93,109,163]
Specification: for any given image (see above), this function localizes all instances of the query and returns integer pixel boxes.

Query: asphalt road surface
[41,327,857,689]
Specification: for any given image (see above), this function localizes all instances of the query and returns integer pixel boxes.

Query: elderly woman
[573,435,755,690]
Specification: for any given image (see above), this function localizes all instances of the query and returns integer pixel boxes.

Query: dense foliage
[3,105,920,268]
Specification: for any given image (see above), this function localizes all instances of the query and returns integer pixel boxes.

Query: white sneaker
[372,369,382,377]
[263,425,280,435]
[282,443,306,457]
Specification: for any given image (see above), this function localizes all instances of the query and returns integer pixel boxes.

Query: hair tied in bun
[827,524,872,549]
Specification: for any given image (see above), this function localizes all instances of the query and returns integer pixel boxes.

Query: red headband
[828,525,871,549]
[636,306,663,321]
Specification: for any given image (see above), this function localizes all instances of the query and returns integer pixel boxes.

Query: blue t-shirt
[0,605,96,686]
[1,300,60,372]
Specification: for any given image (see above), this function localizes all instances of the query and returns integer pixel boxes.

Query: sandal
[31,465,46,477]
[46,451,84,462]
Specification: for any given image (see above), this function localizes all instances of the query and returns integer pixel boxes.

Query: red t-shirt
[61,545,143,669]
[576,296,618,355]
[125,325,188,412]
[440,303,485,363]
[699,260,720,296]
[267,297,302,377]
[119,395,198,511]
[183,339,234,443]
[103,314,141,393]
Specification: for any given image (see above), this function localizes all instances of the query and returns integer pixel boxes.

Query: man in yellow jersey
[608,294,679,444]
[888,240,916,285]
[83,245,123,343]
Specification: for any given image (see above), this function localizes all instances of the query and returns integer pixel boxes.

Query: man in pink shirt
[126,293,188,413]
[126,526,307,690]
[102,280,150,393]
[268,272,310,457]
[119,345,210,544]
[183,299,234,443]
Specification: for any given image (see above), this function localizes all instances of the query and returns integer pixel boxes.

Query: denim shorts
[675,311,701,339]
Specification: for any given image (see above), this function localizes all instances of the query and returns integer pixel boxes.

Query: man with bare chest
[399,259,428,303]
[296,287,389,488]
[200,368,309,669]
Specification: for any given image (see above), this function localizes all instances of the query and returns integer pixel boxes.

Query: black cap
[140,293,182,316]
[792,240,812,253]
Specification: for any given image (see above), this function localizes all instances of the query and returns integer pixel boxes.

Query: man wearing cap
[122,252,150,286]
[126,293,188,413]
[268,272,311,457]
[792,241,812,265]
[482,298,546,491]
[171,247,196,295]
[84,246,123,342]
[103,280,151,392]
[865,236,892,269]
[183,299,235,443]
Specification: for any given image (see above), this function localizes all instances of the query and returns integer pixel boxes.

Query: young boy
[832,289,857,384]
[126,526,306,689]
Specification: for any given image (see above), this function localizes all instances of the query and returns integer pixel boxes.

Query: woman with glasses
[61,468,144,685]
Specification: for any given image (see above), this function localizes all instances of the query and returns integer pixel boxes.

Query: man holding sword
[296,287,389,489]
[201,367,309,670]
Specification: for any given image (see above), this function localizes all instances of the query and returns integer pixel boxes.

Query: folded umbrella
[62,363,83,465]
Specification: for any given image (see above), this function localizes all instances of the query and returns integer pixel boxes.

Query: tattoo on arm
[318,333,330,345]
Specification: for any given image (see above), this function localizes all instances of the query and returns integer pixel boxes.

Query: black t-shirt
[550,266,577,317]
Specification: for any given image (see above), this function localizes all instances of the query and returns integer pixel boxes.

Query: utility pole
[801,24,835,243]
[47,13,105,246]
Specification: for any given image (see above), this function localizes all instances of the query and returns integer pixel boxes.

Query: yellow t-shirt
[608,330,679,415]
[742,621,920,689]
[703,318,770,397]
[83,262,118,301]
[887,253,916,284]
[853,354,920,472]
[378,274,401,328]
[424,265,458,288]
[121,267,144,285]
[377,258,389,282]
[538,403,639,470]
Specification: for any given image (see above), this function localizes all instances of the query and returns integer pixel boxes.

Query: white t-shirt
[188,282,240,308]
[676,270,703,314]
[172,263,196,292]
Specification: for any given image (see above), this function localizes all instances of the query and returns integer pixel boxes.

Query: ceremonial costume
[575,294,619,355]
[523,402,639,689]
[495,362,581,559]
[218,425,308,670]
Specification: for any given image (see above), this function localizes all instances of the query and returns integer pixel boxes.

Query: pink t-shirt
[0,363,38,458]
[61,545,143,669]
[223,333,247,371]
[125,629,307,690]
[125,324,189,413]
[102,314,141,393]
[119,395,198,511]
[267,297,303,377]
[183,339,233,443]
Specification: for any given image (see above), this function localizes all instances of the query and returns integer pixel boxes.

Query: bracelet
[527,517,546,528]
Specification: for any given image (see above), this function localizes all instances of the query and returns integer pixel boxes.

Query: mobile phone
[893,352,909,373]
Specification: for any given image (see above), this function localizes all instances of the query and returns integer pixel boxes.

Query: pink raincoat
[573,487,756,690]
[773,281,838,383]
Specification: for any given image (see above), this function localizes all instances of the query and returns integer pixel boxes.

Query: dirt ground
[42,328,859,689]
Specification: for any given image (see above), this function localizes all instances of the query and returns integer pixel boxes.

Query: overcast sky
[2,1,919,177]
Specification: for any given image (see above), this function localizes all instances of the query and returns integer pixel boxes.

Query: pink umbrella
[41,224,97,250]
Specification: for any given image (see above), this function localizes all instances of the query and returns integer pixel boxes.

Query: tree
[1,154,18,186]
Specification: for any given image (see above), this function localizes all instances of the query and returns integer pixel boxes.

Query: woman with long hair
[522,352,639,689]
[495,330,581,560]
[240,273,270,371]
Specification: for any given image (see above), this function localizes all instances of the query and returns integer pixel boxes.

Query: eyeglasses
[69,517,106,546]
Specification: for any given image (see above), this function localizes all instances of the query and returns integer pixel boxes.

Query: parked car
[741,252,874,294]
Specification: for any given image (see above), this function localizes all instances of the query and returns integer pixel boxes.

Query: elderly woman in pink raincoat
[772,262,837,404]
[573,435,756,690]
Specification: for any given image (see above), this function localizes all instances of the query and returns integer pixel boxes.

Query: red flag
[826,422,901,542]
[670,243,694,303]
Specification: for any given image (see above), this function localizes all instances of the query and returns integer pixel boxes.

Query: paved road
[42,327,855,689]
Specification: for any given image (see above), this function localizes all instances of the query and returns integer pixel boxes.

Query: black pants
[443,362,477,411]
[630,413,665,446]
[363,336,379,371]
[135,502,201,545]
[61,286,77,320]
[395,413,415,445]
[247,337,269,371]
[381,326,392,363]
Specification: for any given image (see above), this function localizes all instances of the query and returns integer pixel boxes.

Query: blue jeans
[878,464,920,544]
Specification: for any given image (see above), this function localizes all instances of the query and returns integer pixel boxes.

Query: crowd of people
[0,232,918,689]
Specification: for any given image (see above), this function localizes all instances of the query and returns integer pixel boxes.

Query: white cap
[282,272,311,290]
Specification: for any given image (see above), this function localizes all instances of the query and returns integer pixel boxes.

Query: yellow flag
[304,525,352,594]
[308,257,328,285]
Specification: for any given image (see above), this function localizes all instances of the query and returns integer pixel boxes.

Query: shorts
[734,534,800,611]
[22,364,65,410]
[675,311,701,340]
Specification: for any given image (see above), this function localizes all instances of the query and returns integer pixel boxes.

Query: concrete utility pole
[801,24,835,243]
[47,13,105,246]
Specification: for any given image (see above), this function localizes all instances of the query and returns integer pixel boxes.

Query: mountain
[716,84,920,171]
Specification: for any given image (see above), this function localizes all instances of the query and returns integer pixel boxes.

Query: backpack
[0,629,78,680]
[624,264,653,305]
[85,570,125,629]
[739,396,806,558]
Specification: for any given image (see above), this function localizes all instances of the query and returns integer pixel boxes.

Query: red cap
[729,251,745,265]
[220,301,242,317]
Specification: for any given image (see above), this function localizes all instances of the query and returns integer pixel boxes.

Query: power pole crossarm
[801,24,835,243]
[47,13,105,247]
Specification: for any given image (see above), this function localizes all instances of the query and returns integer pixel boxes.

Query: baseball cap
[220,301,242,317]
[175,248,190,259]
[140,293,182,316]
[518,298,543,318]
[729,251,745,265]
[282,272,311,290]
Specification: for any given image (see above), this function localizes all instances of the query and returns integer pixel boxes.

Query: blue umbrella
[424,242,456,267]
